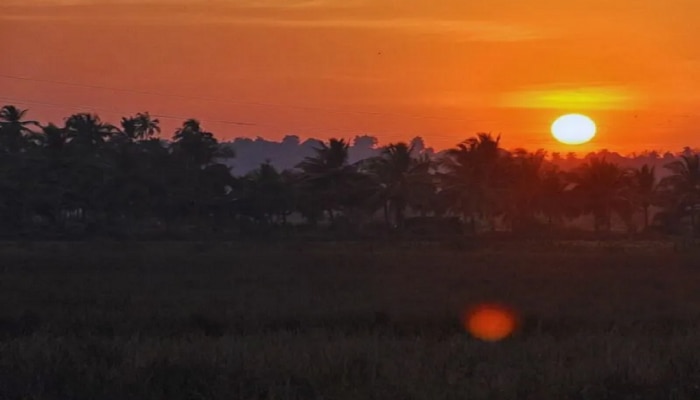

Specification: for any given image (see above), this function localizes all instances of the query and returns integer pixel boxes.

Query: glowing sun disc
[551,114,596,145]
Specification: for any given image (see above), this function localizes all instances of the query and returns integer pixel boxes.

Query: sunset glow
[1,0,699,152]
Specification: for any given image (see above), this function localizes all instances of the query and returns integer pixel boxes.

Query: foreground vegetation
[3,240,700,399]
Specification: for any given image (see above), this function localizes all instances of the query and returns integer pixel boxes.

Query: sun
[551,114,596,145]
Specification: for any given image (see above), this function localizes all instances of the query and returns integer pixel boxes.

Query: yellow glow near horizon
[551,114,596,145]
[502,87,638,110]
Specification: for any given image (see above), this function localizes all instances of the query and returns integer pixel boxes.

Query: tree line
[0,105,698,239]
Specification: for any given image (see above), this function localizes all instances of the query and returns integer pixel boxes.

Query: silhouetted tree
[64,113,117,148]
[502,149,546,232]
[171,119,222,170]
[630,164,658,230]
[0,105,41,155]
[661,153,700,233]
[297,138,358,224]
[440,133,507,233]
[238,162,295,225]
[169,119,234,227]
[538,166,570,227]
[368,142,434,228]
[569,158,632,232]
[1,103,698,239]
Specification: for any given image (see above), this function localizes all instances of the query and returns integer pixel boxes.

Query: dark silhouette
[366,142,434,228]
[630,164,658,230]
[0,104,698,239]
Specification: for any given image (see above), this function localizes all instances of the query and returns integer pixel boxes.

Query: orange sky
[2,0,699,153]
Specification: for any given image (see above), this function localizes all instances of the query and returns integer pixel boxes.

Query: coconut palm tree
[238,162,295,225]
[169,119,233,225]
[538,165,571,227]
[568,158,632,232]
[41,123,68,152]
[630,164,658,230]
[368,142,434,228]
[296,138,360,223]
[120,112,161,142]
[171,119,225,170]
[660,153,700,232]
[0,105,40,153]
[502,149,546,232]
[64,113,118,148]
[133,112,160,140]
[439,133,507,233]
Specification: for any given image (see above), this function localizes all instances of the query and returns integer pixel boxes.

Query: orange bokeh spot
[464,303,517,341]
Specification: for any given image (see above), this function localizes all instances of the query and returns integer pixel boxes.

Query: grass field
[2,239,700,399]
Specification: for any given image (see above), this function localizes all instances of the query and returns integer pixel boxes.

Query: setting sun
[551,114,597,145]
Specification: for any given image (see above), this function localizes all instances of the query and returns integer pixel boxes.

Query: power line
[1,95,532,150]
[0,95,412,138]
[0,72,476,123]
[0,96,256,127]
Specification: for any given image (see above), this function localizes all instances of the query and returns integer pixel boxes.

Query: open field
[2,239,700,399]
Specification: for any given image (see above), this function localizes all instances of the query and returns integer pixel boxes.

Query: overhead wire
[0,72,482,143]
[0,72,475,123]
[0,96,257,127]
[0,95,423,140]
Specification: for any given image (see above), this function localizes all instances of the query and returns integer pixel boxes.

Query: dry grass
[2,239,700,399]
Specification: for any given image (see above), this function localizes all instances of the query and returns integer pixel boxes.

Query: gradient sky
[2,0,700,152]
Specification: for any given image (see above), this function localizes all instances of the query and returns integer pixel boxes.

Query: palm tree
[238,162,295,225]
[297,138,359,223]
[297,138,351,174]
[171,119,226,170]
[630,164,658,230]
[64,113,117,148]
[41,123,68,152]
[169,119,234,226]
[661,154,700,232]
[439,133,506,233]
[569,158,632,232]
[538,166,570,227]
[0,105,40,153]
[502,149,546,232]
[134,112,161,140]
[368,142,434,228]
[120,112,161,141]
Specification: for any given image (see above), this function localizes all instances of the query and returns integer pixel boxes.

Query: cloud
[3,0,542,42]
[499,85,643,110]
[233,0,367,8]
[6,0,363,6]
[238,18,542,42]
[122,15,539,42]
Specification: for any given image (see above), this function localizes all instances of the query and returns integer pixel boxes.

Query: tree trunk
[593,213,600,233]
[383,202,390,229]
[643,205,649,231]
[692,208,697,237]
[394,202,405,229]
[463,211,476,235]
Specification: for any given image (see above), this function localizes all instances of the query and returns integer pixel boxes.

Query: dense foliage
[1,105,698,238]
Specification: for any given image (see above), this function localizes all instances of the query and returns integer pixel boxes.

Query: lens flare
[464,303,517,341]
